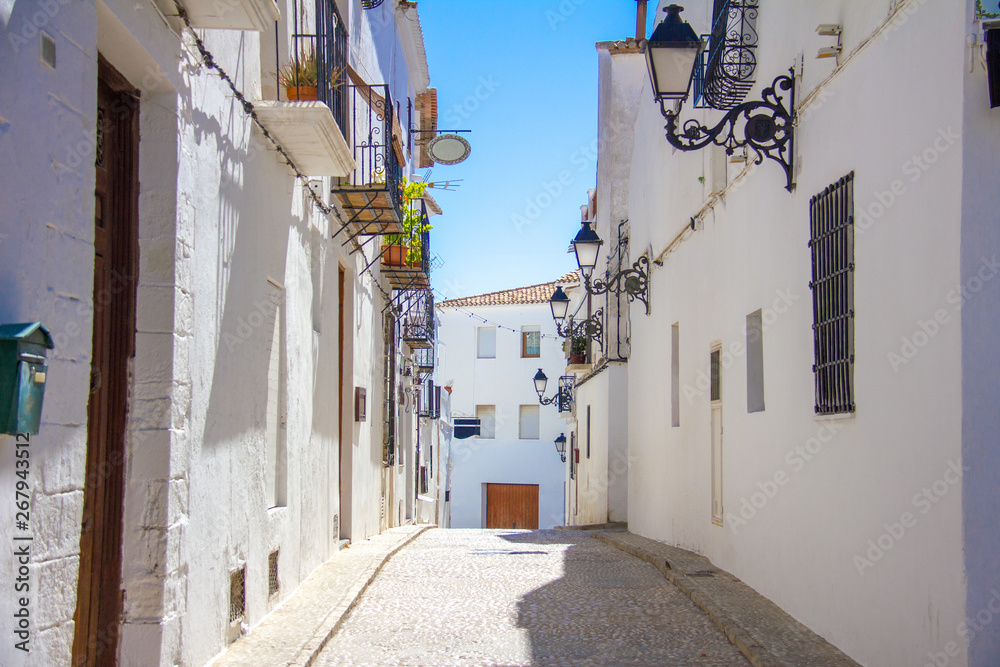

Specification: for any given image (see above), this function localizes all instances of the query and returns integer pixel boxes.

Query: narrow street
[316,529,749,666]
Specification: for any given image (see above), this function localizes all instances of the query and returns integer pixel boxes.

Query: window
[671,323,680,427]
[569,432,575,479]
[746,310,765,413]
[710,344,723,525]
[476,405,496,439]
[519,405,539,439]
[476,326,496,359]
[809,172,855,415]
[586,405,591,458]
[521,326,540,358]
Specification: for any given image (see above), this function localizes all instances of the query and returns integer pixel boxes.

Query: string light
[439,304,561,340]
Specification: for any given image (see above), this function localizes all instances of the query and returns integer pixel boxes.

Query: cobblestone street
[316,529,750,666]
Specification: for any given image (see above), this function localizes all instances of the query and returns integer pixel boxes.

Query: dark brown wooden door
[73,56,139,666]
[485,483,539,529]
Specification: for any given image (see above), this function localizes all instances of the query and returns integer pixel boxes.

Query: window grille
[809,172,855,415]
[229,566,246,623]
[268,550,280,598]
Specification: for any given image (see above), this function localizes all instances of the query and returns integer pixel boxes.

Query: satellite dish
[427,134,471,165]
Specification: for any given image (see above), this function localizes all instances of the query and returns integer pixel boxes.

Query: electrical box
[0,323,54,435]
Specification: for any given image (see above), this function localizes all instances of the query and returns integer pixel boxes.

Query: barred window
[809,172,855,415]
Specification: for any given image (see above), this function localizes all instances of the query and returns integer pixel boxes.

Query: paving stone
[592,530,859,667]
[316,529,749,666]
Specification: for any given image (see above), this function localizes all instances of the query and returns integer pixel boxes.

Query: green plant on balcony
[570,336,588,365]
[978,0,1000,19]
[277,51,346,101]
[382,178,432,266]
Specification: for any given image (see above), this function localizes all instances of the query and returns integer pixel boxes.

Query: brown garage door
[485,483,539,529]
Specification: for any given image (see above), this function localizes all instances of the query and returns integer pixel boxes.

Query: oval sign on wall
[427,134,471,165]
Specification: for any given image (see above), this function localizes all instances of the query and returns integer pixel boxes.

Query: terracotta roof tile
[438,270,580,308]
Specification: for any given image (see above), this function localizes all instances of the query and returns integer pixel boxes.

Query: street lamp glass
[554,433,567,455]
[572,222,603,279]
[533,368,548,396]
[549,286,570,322]
[644,4,704,102]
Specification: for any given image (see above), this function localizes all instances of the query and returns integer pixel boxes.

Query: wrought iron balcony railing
[400,289,434,350]
[333,83,405,240]
[286,0,348,131]
[418,381,441,419]
[701,0,759,110]
[380,199,430,290]
[414,346,435,374]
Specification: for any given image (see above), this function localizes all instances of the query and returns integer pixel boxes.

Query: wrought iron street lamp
[548,286,604,352]
[571,221,650,315]
[644,4,704,103]
[532,369,574,412]
[554,433,567,463]
[644,4,796,191]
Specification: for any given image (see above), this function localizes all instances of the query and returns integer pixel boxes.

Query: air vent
[229,566,246,623]
[268,550,280,598]
[333,514,340,541]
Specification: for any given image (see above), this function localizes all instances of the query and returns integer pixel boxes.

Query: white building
[565,1,1000,665]
[437,277,574,530]
[0,0,443,664]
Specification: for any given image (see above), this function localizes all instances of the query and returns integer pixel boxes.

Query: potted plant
[570,336,588,365]
[382,178,432,267]
[278,51,319,101]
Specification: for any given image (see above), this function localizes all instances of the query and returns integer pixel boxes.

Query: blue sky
[418,1,659,301]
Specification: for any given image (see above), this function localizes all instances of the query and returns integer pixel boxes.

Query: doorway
[710,345,724,526]
[73,55,139,665]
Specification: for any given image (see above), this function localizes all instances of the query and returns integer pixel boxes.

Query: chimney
[636,0,648,40]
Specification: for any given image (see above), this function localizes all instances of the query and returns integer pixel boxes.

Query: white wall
[623,1,971,665]
[0,0,430,663]
[438,302,567,529]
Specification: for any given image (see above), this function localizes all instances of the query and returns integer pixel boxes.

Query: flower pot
[382,245,411,267]
[286,86,318,101]
[570,353,587,365]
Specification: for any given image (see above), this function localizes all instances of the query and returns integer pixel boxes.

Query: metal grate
[333,513,339,541]
[808,172,855,415]
[229,567,246,623]
[268,550,280,598]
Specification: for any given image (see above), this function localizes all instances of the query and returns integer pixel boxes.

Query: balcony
[414,346,435,374]
[332,83,405,239]
[418,381,441,419]
[177,0,280,32]
[380,200,430,290]
[400,290,434,350]
[254,0,353,176]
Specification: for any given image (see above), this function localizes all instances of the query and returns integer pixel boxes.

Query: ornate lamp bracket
[661,69,796,192]
[585,257,651,316]
[556,309,604,354]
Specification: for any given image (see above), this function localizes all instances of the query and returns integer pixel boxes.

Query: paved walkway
[592,531,858,667]
[209,525,432,667]
[315,529,750,666]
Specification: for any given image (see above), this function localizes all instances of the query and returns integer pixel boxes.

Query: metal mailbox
[0,322,54,435]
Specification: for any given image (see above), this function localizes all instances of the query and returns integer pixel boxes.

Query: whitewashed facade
[0,0,441,664]
[437,284,571,530]
[572,1,1000,665]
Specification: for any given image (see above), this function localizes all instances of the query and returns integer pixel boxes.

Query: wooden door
[73,56,139,666]
[485,483,539,529]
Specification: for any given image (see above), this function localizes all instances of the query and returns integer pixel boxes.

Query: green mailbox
[0,322,54,435]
